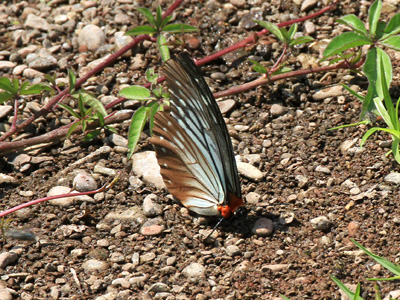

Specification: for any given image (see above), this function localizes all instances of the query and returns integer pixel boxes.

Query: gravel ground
[1,0,400,299]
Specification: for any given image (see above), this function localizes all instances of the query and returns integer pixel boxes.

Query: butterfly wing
[150,53,242,216]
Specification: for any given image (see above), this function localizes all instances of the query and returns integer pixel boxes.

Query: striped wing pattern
[150,53,242,217]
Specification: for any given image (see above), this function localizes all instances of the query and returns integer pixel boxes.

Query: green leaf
[161,23,198,33]
[158,34,170,62]
[65,122,81,139]
[83,94,107,117]
[126,25,157,36]
[385,13,400,33]
[249,59,267,74]
[160,15,173,29]
[380,35,400,51]
[363,48,392,101]
[136,7,155,27]
[148,102,160,134]
[146,68,158,84]
[78,92,86,116]
[271,67,292,75]
[290,36,314,46]
[374,97,394,129]
[331,275,365,300]
[391,138,400,164]
[328,120,369,131]
[68,70,76,93]
[11,79,19,93]
[0,92,13,104]
[369,0,382,37]
[83,129,101,142]
[351,239,400,276]
[59,103,81,119]
[337,14,368,36]
[288,24,297,40]
[127,106,151,159]
[254,20,285,42]
[0,77,13,93]
[20,83,52,95]
[119,86,152,100]
[342,84,365,103]
[155,5,162,29]
[280,295,291,300]
[322,32,372,60]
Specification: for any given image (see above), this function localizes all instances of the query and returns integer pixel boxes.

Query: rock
[140,252,156,263]
[315,165,331,174]
[226,245,241,256]
[230,0,246,8]
[26,52,57,71]
[270,104,287,116]
[295,175,308,188]
[73,171,97,192]
[131,151,166,189]
[109,133,128,147]
[261,264,289,272]
[114,13,130,25]
[24,14,50,31]
[148,282,169,293]
[21,68,44,81]
[304,21,316,35]
[312,85,343,101]
[348,221,360,237]
[217,99,236,114]
[310,216,331,231]
[93,164,116,176]
[131,54,146,70]
[0,61,16,69]
[142,194,162,217]
[104,207,144,221]
[112,278,130,289]
[94,292,117,300]
[339,138,358,154]
[252,218,274,236]
[245,192,261,204]
[78,24,106,51]
[82,259,110,272]
[183,263,205,279]
[301,0,318,11]
[384,172,400,184]
[234,125,249,132]
[236,161,263,181]
[140,223,164,236]
[48,186,75,207]
[0,288,12,300]
[0,105,12,119]
[0,252,18,269]
[0,173,18,184]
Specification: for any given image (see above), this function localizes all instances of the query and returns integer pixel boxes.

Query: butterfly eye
[150,53,246,222]
[234,207,248,219]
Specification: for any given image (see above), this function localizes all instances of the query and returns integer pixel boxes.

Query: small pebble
[252,218,274,237]
[82,259,110,272]
[310,216,331,231]
[73,171,97,192]
[0,252,18,269]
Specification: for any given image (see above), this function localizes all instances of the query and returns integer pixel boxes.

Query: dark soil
[1,1,400,299]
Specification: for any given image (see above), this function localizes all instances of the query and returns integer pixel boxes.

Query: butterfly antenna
[205,218,224,240]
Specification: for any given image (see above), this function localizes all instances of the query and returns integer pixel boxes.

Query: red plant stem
[213,60,363,99]
[162,0,183,18]
[0,110,133,155]
[195,1,338,67]
[0,35,151,143]
[11,98,18,131]
[0,184,111,218]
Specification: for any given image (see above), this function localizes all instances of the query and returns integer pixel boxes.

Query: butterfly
[150,53,246,219]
